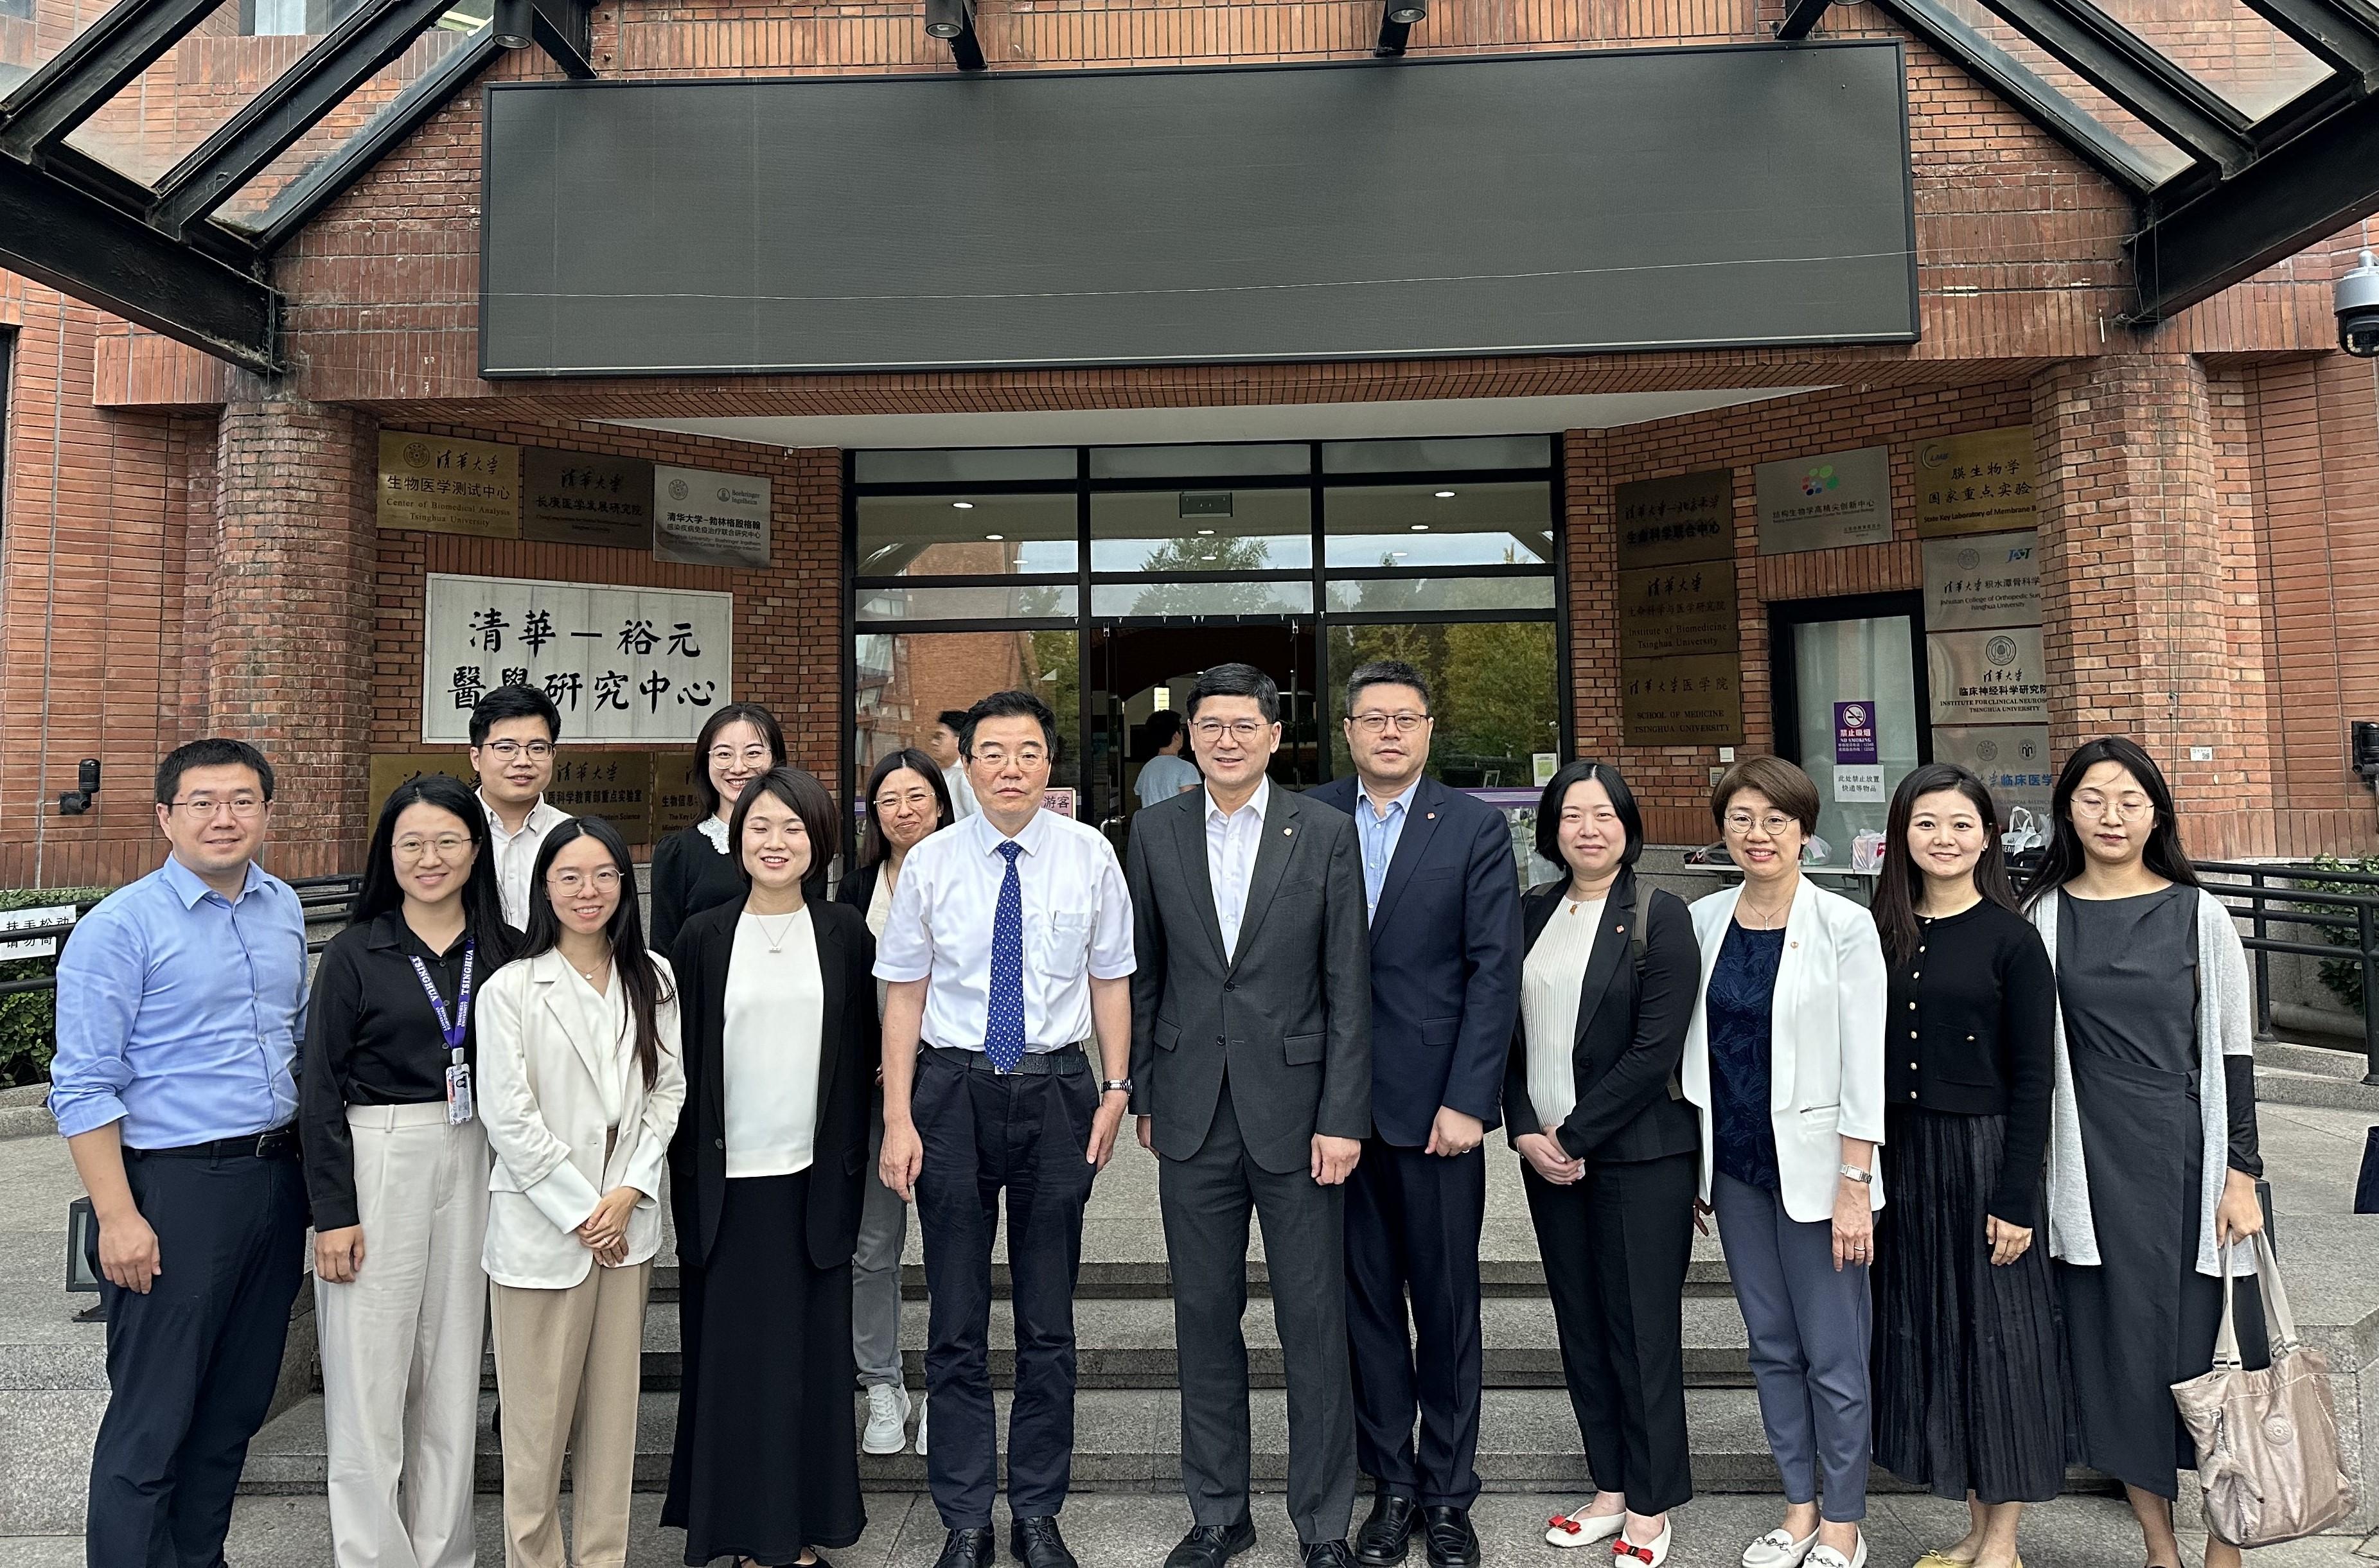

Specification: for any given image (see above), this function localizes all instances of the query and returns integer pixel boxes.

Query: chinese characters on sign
[1613,469,1733,569]
[1617,564,1740,662]
[1619,653,1746,746]
[1913,427,2036,538]
[376,434,521,538]
[1922,531,2040,631]
[1931,724,2054,830]
[1754,445,1892,554]
[654,466,772,568]
[372,751,672,845]
[522,448,657,549]
[1613,470,1744,745]
[420,573,733,744]
[1926,626,2048,725]
[1832,700,1884,804]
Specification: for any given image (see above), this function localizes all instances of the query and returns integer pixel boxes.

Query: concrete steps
[2255,1037,2379,1112]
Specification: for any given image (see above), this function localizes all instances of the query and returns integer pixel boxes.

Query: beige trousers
[489,1259,651,1568]
[318,1104,490,1568]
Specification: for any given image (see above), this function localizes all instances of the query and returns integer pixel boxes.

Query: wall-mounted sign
[1755,445,1891,554]
[1614,468,1733,568]
[1616,563,1739,662]
[1931,724,2053,829]
[0,904,76,961]
[655,466,771,568]
[1922,530,2040,631]
[542,750,661,843]
[367,752,479,823]
[419,573,733,744]
[1043,788,1079,820]
[1914,427,2035,537]
[1620,653,1746,746]
[523,448,655,549]
[377,433,521,538]
[1927,626,2047,725]
[652,749,705,838]
[1832,699,1884,803]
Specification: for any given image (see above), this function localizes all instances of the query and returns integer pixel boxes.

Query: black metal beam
[149,0,461,238]
[2242,0,2379,85]
[0,152,278,372]
[1374,13,1411,54]
[2123,84,2379,321]
[1974,0,2254,173]
[948,17,985,70]
[1776,0,1832,41]
[0,0,222,156]
[527,0,596,78]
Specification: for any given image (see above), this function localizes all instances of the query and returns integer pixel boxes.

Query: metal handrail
[2192,860,2379,1086]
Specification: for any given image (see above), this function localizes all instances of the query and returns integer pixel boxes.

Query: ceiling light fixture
[1433,489,1456,498]
[1410,524,1430,531]
[951,500,974,509]
[985,533,1005,541]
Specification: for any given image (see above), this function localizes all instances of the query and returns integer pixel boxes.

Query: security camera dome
[2339,249,2379,358]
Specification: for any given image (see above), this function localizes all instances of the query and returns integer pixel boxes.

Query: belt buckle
[254,1132,274,1158]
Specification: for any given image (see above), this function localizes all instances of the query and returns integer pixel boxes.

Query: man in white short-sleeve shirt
[877,690,1134,1568]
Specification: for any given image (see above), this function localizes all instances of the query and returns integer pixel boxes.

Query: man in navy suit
[1309,660,1522,1568]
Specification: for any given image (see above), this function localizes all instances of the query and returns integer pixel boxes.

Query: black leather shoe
[1355,1494,1419,1567]
[1011,1516,1077,1568]
[935,1527,995,1568]
[1164,1520,1257,1568]
[1300,1541,1358,1568]
[1420,1508,1480,1568]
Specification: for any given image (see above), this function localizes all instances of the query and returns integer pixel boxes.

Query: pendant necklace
[753,910,801,953]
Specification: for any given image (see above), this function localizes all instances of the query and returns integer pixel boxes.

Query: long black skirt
[1871,1110,2066,1504]
[662,1171,867,1565]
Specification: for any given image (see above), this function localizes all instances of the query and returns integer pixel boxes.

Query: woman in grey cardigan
[2019,736,2267,1568]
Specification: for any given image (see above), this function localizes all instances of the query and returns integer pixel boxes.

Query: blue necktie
[985,840,1027,1074]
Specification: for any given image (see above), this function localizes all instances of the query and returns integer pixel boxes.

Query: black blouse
[649,823,747,956]
[1884,899,2055,1228]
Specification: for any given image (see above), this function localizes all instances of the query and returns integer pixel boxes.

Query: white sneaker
[1546,1504,1626,1549]
[914,1394,929,1456]
[1740,1528,1818,1568]
[1803,1538,1864,1568]
[862,1383,911,1456]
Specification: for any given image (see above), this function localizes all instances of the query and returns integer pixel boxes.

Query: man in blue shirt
[51,737,311,1568]
[1134,710,1201,812]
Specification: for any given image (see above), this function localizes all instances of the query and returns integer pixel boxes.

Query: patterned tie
[984,840,1027,1073]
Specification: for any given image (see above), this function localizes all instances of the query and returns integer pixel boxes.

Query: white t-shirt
[567,966,630,1131]
[723,908,824,1179]
[1521,895,1605,1130]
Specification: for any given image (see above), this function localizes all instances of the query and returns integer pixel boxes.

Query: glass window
[1934,0,2196,184]
[1090,488,1312,572]
[1091,580,1314,618]
[853,448,1078,484]
[856,584,1077,622]
[62,0,258,183]
[1090,444,1309,479]
[1323,436,1552,473]
[1790,615,1921,863]
[856,630,1079,794]
[2093,0,2330,120]
[1325,577,1555,613]
[1325,482,1553,569]
[1327,621,1559,788]
[856,493,1077,577]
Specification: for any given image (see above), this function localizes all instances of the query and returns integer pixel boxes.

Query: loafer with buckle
[1355,1494,1419,1567]
[1421,1507,1478,1568]
[1011,1515,1077,1568]
[1300,1541,1357,1568]
[1164,1520,1257,1568]
[935,1527,995,1568]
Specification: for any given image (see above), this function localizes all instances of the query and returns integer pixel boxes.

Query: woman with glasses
[653,704,789,954]
[1867,765,2062,1568]
[1681,757,1886,1568]
[478,818,686,1568]
[838,749,955,1459]
[2021,737,2266,1568]
[664,767,880,1567]
[302,775,522,1568]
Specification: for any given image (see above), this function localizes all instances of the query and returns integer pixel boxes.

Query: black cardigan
[1503,868,1702,1167]
[1884,899,2055,1228]
[648,824,750,956]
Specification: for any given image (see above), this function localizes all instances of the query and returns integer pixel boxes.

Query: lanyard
[408,939,477,1062]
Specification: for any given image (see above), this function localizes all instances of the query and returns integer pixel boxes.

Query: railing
[0,874,364,1000]
[2195,859,2379,1088]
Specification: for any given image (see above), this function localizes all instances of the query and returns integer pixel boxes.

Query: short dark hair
[959,691,1060,759]
[1534,759,1644,868]
[729,765,839,904]
[155,739,274,806]
[1711,755,1821,837]
[1345,659,1431,716]
[1186,662,1280,725]
[859,748,954,870]
[468,684,561,747]
[935,710,972,734]
[689,703,788,820]
[1145,710,1185,752]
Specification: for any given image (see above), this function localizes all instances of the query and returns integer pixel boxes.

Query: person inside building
[876,691,1136,1568]
[1513,761,1701,1568]
[1682,757,1886,1568]
[51,738,312,1568]
[469,684,571,929]
[302,773,524,1568]
[2021,737,2267,1568]
[664,766,877,1568]
[1867,764,2062,1568]
[477,817,685,1568]
[1309,660,1520,1568]
[651,703,788,953]
[838,748,957,1459]
[1134,710,1201,811]
[926,709,981,818]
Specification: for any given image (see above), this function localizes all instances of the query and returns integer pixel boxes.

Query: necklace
[752,909,802,953]
[1738,889,1792,929]
[572,956,610,985]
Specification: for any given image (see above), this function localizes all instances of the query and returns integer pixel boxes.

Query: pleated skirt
[1871,1109,2067,1504]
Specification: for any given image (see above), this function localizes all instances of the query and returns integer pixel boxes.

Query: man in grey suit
[1126,662,1372,1568]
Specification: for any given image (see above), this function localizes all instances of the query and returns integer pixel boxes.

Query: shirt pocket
[1033,911,1094,979]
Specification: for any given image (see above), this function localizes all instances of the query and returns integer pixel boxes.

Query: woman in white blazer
[477,815,686,1568]
[1679,758,1886,1568]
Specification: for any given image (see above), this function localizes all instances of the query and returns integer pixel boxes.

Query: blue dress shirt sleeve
[48,901,148,1139]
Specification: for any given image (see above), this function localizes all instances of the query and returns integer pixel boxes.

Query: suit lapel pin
[1426,812,1436,820]
[1284,827,1294,836]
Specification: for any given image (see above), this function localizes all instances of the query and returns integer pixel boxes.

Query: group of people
[45,662,2272,1568]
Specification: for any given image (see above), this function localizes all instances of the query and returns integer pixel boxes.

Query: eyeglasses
[394,834,471,860]
[171,795,265,820]
[874,788,939,815]
[1723,811,1798,838]
[1190,719,1268,742]
[708,745,774,768]
[2071,791,2152,822]
[479,740,553,761]
[1348,712,1429,736]
[970,746,1048,769]
[547,868,623,893]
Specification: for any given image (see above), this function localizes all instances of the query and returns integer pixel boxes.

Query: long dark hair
[2020,735,2199,912]
[688,703,788,821]
[1872,763,2017,967]
[353,775,519,963]
[730,766,840,905]
[858,748,953,871]
[522,817,674,1089]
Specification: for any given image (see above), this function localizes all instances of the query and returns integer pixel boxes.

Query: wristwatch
[1838,1163,1873,1185]
[1101,1078,1133,1097]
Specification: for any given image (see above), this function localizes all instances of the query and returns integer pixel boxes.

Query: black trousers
[1344,1138,1485,1508]
[1521,1152,1697,1516]
[87,1145,308,1568]
[912,1047,1100,1530]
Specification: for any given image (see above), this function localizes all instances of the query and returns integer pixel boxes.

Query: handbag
[2170,1230,2355,1547]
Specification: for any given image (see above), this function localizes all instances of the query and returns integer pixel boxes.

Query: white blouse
[723,907,824,1178]
[1520,895,1605,1131]
[867,865,896,1012]
[567,967,631,1130]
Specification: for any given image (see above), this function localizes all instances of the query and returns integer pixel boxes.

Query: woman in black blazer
[661,766,880,1567]
[1510,761,1702,1568]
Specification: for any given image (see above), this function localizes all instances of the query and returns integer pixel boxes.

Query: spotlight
[1375,0,1424,57]
[494,0,533,48]
[1388,0,1426,19]
[924,0,970,39]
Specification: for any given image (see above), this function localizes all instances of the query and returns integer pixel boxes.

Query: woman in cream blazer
[477,816,686,1568]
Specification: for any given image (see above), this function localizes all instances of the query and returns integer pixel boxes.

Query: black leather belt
[130,1123,299,1161]
[924,1043,1088,1076]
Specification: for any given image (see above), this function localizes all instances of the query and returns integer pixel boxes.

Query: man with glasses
[876,691,1136,1568]
[468,685,569,927]
[1310,660,1520,1568]
[1125,662,1372,1568]
[50,738,312,1568]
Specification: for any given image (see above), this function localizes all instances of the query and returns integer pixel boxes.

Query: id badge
[446,1062,475,1125]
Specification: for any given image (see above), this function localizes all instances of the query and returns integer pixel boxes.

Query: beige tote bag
[2170,1231,2355,1548]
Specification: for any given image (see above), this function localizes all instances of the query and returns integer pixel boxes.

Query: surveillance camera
[2338,250,2379,358]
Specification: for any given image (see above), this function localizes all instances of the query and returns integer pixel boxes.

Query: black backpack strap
[1616,877,1683,1102]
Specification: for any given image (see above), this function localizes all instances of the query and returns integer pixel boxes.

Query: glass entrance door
[1088,622,1317,849]
[1769,592,1931,870]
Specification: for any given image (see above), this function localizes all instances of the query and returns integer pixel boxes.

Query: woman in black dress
[663,766,878,1567]
[2021,737,2267,1568]
[1866,764,2061,1568]
[650,703,788,954]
